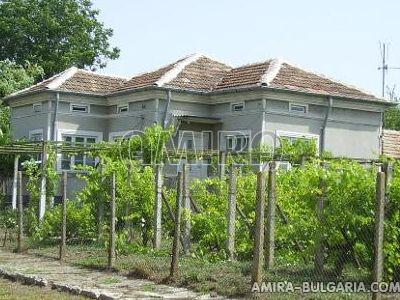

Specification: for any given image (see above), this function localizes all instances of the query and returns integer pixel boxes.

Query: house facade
[4,53,394,173]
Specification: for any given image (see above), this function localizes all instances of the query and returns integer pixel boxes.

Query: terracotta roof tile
[382,130,400,158]
[117,58,187,91]
[216,61,271,90]
[165,56,231,91]
[58,70,126,95]
[270,63,378,101]
[5,54,384,103]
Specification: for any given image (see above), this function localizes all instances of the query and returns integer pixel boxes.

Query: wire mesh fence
[0,147,398,298]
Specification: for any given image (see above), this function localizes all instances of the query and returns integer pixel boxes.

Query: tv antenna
[378,42,400,98]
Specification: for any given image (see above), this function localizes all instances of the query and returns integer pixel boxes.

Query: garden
[0,125,399,298]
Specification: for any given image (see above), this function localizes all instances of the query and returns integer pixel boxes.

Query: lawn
[0,277,85,300]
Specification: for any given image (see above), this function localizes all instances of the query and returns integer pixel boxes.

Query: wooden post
[219,151,226,179]
[265,161,277,270]
[97,161,105,241]
[182,163,191,255]
[251,171,266,284]
[314,167,326,275]
[153,164,163,249]
[108,173,116,270]
[11,155,19,210]
[59,171,67,261]
[383,161,393,195]
[39,141,47,220]
[125,162,133,239]
[372,171,385,300]
[17,171,23,253]
[227,164,238,260]
[170,171,183,279]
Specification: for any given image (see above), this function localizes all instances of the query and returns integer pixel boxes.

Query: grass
[24,243,376,299]
[0,277,85,300]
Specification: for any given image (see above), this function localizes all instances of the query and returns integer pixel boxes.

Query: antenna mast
[378,42,400,99]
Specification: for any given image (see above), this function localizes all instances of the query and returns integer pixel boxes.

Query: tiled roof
[58,70,126,95]
[117,60,183,91]
[269,63,378,101]
[216,61,271,90]
[165,56,231,91]
[382,130,400,158]
[5,54,384,102]
[6,67,126,98]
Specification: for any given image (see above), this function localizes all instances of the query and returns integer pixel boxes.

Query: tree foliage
[384,106,400,130]
[0,0,120,77]
[0,60,44,173]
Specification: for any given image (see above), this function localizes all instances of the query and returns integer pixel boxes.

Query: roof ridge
[155,53,204,87]
[233,59,272,69]
[78,68,129,80]
[279,59,380,99]
[260,58,284,86]
[5,68,72,98]
[46,67,78,89]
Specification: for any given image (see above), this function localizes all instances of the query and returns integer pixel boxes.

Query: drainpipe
[52,92,60,141]
[320,96,333,154]
[162,90,172,129]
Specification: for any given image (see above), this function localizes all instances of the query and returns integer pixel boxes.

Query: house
[3,53,395,175]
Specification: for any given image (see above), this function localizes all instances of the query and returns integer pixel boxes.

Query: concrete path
[0,250,225,299]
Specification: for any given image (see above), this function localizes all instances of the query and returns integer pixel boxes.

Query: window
[289,103,308,114]
[275,130,319,151]
[226,136,234,151]
[231,102,245,112]
[33,103,42,113]
[30,132,43,141]
[71,104,89,113]
[225,135,250,152]
[61,135,97,169]
[235,136,249,151]
[186,139,193,150]
[117,105,128,114]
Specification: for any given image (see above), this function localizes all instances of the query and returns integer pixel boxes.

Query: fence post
[170,171,183,279]
[314,166,326,275]
[17,171,23,253]
[125,162,133,239]
[182,163,191,255]
[219,151,226,179]
[97,160,105,241]
[108,173,116,270]
[372,171,385,300]
[265,161,277,270]
[153,164,163,249]
[11,155,19,210]
[251,171,266,284]
[39,141,47,220]
[59,171,67,261]
[227,164,238,260]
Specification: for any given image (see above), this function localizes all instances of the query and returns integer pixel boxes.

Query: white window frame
[220,130,251,152]
[275,130,319,151]
[117,104,129,114]
[32,103,42,113]
[29,128,44,141]
[70,103,90,113]
[109,130,136,141]
[231,102,245,112]
[289,102,308,114]
[57,129,102,170]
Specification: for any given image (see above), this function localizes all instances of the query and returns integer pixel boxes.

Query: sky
[93,0,400,98]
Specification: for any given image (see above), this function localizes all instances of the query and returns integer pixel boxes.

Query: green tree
[0,60,43,174]
[0,0,120,77]
[384,106,400,130]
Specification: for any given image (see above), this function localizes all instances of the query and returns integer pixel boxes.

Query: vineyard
[0,125,399,298]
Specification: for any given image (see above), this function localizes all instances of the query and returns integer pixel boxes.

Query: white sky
[93,0,400,98]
